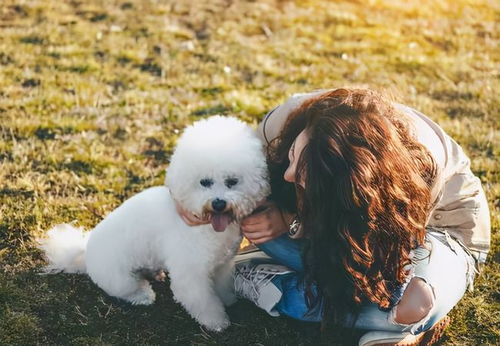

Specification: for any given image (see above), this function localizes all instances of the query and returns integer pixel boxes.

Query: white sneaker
[234,260,293,316]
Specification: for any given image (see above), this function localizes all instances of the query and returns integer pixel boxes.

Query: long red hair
[267,88,436,321]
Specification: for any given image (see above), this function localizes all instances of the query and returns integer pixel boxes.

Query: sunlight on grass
[0,0,498,344]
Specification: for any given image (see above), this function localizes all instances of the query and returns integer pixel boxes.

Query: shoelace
[234,265,279,303]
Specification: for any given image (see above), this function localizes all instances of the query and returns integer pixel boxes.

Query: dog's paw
[194,305,231,332]
[200,315,230,332]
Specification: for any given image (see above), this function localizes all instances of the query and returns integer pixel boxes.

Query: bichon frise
[38,116,270,331]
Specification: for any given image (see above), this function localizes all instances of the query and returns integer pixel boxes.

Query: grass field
[0,0,498,344]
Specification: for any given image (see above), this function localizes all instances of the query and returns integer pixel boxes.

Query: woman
[179,88,490,345]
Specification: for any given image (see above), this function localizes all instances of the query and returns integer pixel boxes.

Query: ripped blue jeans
[257,229,476,334]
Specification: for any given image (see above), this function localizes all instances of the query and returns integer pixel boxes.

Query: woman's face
[284,129,308,187]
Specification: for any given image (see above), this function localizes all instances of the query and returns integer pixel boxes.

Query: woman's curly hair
[267,88,437,323]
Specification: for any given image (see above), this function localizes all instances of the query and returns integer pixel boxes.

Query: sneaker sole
[414,315,451,346]
[367,316,451,346]
[235,250,271,264]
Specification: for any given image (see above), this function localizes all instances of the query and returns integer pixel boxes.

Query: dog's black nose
[212,198,227,212]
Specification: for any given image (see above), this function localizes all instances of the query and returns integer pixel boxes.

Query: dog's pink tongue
[211,213,231,232]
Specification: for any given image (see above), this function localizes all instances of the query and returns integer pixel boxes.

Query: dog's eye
[200,178,214,188]
[225,177,238,188]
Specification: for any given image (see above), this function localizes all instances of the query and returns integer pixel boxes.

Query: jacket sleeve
[257,90,327,145]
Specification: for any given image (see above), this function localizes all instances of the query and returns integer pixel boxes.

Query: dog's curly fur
[38,116,270,331]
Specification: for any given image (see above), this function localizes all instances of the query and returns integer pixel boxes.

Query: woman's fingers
[243,229,272,239]
[240,222,272,233]
[175,200,211,226]
[242,201,277,225]
[241,212,269,226]
[251,236,276,245]
[180,213,204,226]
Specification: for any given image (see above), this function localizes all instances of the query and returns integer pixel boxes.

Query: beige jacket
[258,92,491,263]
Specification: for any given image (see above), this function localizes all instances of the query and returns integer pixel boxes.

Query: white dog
[38,116,269,331]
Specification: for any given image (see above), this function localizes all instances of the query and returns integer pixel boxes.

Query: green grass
[0,0,498,344]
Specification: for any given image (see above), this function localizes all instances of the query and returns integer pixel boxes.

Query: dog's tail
[37,224,90,274]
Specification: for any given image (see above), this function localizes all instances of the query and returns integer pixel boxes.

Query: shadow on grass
[0,269,364,345]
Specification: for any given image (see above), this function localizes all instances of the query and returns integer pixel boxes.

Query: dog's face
[166,116,270,232]
[189,171,258,231]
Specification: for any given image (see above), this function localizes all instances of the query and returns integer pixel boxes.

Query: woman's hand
[175,201,211,226]
[241,200,293,244]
